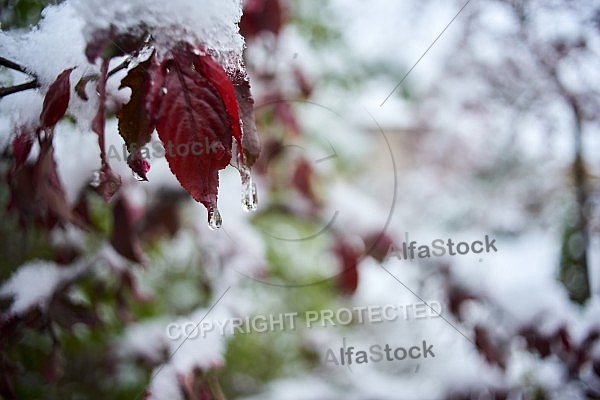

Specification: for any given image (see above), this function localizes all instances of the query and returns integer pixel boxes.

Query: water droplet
[193,49,201,55]
[240,167,258,212]
[208,208,222,230]
[90,170,102,187]
[132,170,145,181]
[161,87,168,94]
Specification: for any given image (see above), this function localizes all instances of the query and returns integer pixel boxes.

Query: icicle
[90,170,102,187]
[208,208,222,230]
[240,166,258,212]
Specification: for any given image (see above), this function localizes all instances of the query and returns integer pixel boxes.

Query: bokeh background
[1,0,600,399]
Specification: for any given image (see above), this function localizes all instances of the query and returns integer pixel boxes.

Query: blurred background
[1,0,600,399]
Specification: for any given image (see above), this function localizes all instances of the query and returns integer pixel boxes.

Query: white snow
[0,259,86,316]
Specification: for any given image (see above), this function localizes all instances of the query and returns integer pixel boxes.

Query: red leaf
[240,0,285,39]
[234,78,260,168]
[363,232,395,262]
[12,128,34,167]
[40,68,74,128]
[194,48,244,163]
[7,137,84,228]
[93,164,122,203]
[333,239,363,295]
[33,139,84,228]
[117,56,156,180]
[111,196,144,263]
[154,45,237,213]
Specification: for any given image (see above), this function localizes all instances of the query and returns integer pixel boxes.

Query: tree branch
[0,56,132,100]
[0,80,40,98]
[0,56,30,75]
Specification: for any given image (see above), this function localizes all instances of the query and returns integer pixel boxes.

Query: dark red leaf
[234,78,260,168]
[154,45,237,214]
[117,56,157,180]
[474,325,506,369]
[92,59,123,200]
[33,139,85,228]
[333,239,362,295]
[194,48,244,163]
[363,232,395,262]
[93,163,122,203]
[7,138,84,228]
[40,68,74,128]
[293,158,316,199]
[240,0,285,39]
[12,128,34,167]
[110,196,144,263]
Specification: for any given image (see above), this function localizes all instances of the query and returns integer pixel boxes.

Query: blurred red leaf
[7,138,84,229]
[40,68,74,128]
[111,196,144,263]
[363,232,395,262]
[12,128,34,167]
[93,163,122,203]
[333,239,362,295]
[240,0,285,39]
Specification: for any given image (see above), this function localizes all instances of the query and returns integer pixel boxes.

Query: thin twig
[107,58,131,78]
[0,56,30,75]
[0,57,131,100]
[0,79,40,98]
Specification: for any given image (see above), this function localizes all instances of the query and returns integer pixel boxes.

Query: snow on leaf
[39,68,74,129]
[154,44,238,215]
[0,259,85,316]
[117,57,156,180]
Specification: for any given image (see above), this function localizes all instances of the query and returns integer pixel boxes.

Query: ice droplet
[90,170,102,187]
[132,170,145,181]
[208,208,222,230]
[240,167,258,212]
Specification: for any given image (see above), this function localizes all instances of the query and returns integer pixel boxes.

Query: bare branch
[0,80,40,98]
[0,56,31,75]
